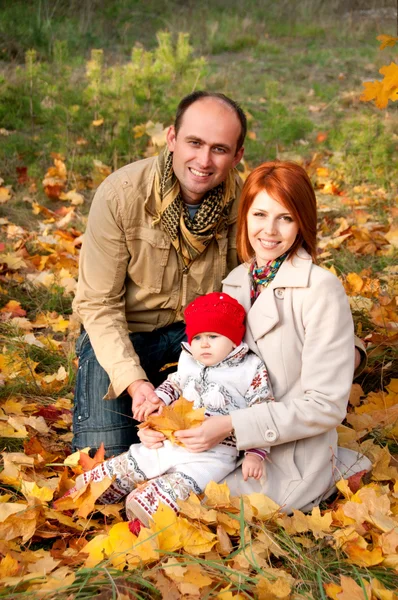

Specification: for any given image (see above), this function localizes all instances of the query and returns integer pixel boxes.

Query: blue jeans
[72,322,187,457]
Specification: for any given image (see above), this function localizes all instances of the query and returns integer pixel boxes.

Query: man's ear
[232,146,244,169]
[166,125,177,152]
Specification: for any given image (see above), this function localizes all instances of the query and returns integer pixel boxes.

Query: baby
[72,292,274,526]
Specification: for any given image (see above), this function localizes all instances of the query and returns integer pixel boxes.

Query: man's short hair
[174,91,247,154]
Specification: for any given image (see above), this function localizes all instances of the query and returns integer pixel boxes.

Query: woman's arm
[231,273,355,451]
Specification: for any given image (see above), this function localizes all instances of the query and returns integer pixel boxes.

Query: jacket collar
[222,248,313,344]
[223,247,313,290]
[181,341,250,367]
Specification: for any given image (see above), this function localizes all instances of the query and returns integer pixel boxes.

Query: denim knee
[72,331,139,453]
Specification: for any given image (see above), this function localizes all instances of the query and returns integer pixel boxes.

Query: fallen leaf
[139,396,205,445]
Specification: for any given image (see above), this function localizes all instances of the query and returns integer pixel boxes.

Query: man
[72,91,246,456]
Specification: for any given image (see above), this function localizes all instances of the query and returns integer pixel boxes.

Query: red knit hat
[184,292,246,346]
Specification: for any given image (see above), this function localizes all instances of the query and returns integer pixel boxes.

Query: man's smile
[189,167,212,178]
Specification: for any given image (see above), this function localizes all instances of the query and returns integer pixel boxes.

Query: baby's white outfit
[74,343,273,525]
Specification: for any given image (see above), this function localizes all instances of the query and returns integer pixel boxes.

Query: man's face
[166,98,244,205]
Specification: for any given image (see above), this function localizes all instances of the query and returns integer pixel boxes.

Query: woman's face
[247,190,299,266]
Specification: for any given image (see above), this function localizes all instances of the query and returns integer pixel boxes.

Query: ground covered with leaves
[0,1,398,598]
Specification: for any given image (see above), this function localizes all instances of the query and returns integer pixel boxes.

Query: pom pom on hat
[184,292,246,346]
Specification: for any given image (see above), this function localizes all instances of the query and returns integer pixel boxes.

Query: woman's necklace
[249,252,288,304]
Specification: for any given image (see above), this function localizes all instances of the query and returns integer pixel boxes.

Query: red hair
[236,161,317,263]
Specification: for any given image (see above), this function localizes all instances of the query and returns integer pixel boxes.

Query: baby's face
[190,332,236,366]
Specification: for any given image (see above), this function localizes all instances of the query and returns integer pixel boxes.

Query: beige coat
[222,248,357,512]
[73,156,241,398]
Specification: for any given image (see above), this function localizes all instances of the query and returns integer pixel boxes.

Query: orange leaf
[377,34,398,50]
[79,442,105,471]
[0,300,26,317]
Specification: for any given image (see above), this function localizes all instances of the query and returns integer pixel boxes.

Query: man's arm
[73,178,147,400]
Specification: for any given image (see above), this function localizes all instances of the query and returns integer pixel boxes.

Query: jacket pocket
[126,227,170,293]
[283,440,304,482]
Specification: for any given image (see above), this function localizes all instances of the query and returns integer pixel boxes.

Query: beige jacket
[73,156,241,398]
[222,248,356,511]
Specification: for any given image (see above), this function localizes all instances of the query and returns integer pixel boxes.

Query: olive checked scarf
[154,148,238,267]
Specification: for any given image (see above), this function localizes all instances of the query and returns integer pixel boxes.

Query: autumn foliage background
[0,1,397,598]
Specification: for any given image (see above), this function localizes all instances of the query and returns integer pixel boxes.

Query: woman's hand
[174,415,233,453]
[138,426,166,449]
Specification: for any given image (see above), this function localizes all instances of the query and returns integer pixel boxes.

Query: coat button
[275,288,285,298]
[264,429,277,442]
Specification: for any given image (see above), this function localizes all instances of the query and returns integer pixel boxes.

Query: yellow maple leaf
[371,577,398,600]
[0,186,12,203]
[150,503,183,553]
[82,533,112,568]
[63,447,91,467]
[127,526,159,566]
[216,511,240,535]
[0,553,19,578]
[179,517,217,555]
[139,396,205,445]
[256,575,291,600]
[324,581,343,600]
[216,585,246,599]
[360,80,391,109]
[54,477,113,518]
[204,481,231,508]
[20,481,54,503]
[59,189,84,205]
[277,509,309,535]
[344,542,384,567]
[379,62,398,91]
[177,492,217,523]
[306,506,333,539]
[180,564,213,588]
[0,503,26,522]
[0,505,42,543]
[332,575,371,600]
[246,492,281,520]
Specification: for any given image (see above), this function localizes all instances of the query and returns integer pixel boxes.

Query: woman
[143,161,370,513]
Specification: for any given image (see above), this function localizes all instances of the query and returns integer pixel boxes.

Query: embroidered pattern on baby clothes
[75,448,149,505]
[125,471,201,522]
[245,364,273,406]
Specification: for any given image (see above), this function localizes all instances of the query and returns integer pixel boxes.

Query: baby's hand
[134,398,165,422]
[241,453,265,481]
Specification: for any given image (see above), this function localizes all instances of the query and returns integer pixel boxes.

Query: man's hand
[174,415,233,453]
[134,398,165,422]
[138,426,166,449]
[127,379,162,419]
[242,454,264,481]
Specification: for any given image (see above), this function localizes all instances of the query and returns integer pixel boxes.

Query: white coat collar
[222,247,313,344]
